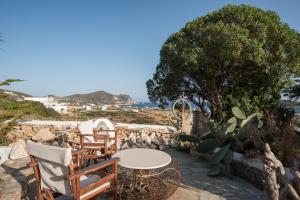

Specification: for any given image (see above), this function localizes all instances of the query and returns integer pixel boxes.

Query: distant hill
[0,89,31,100]
[61,91,134,105]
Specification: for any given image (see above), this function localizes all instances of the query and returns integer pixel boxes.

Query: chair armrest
[68,157,120,180]
[93,129,116,132]
[69,141,80,146]
[78,133,108,139]
[72,149,84,156]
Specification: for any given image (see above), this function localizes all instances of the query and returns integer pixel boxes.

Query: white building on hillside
[24,96,68,113]
[82,105,92,111]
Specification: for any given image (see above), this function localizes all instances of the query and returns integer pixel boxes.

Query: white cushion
[79,119,116,147]
[78,120,94,143]
[26,141,73,195]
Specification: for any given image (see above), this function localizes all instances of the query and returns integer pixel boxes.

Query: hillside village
[1,89,135,114]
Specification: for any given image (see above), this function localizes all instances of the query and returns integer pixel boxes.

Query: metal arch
[172,97,193,121]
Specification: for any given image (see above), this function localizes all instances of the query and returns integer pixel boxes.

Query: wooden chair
[26,141,119,200]
[78,119,118,165]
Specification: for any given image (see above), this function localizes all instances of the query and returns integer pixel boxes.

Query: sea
[292,106,300,115]
[131,101,203,111]
[131,102,171,109]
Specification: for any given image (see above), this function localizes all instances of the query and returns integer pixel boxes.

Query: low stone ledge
[0,157,33,200]
[231,152,295,190]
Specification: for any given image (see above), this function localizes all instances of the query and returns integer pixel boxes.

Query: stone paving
[0,157,34,200]
[0,149,264,200]
[166,148,264,200]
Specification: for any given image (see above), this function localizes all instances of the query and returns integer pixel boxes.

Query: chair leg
[44,188,55,200]
[93,158,99,164]
[36,186,43,200]
[86,158,91,167]
[114,189,118,200]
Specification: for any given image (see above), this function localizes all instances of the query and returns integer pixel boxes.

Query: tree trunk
[263,143,300,200]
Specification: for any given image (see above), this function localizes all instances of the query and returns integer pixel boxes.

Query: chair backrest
[78,118,115,145]
[78,120,94,143]
[26,141,73,196]
[93,118,115,138]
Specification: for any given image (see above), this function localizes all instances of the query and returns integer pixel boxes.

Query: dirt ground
[61,109,177,126]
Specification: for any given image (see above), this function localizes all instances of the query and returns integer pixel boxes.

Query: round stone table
[113,148,180,200]
[113,148,171,169]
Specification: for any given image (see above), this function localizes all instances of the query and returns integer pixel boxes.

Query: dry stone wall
[118,127,179,151]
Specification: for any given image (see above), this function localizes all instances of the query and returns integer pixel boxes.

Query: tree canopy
[146,4,300,122]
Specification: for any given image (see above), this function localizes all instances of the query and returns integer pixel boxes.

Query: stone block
[20,124,33,132]
[32,127,55,142]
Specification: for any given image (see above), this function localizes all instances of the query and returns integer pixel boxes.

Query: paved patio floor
[166,148,264,200]
[0,148,264,200]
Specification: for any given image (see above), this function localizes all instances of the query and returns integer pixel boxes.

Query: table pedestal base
[118,160,180,200]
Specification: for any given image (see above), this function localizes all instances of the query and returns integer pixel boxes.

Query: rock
[121,141,129,150]
[170,139,180,148]
[141,143,148,148]
[140,132,147,138]
[32,128,56,142]
[9,140,29,160]
[21,124,32,131]
[150,144,158,149]
[136,143,142,148]
[182,112,193,134]
[136,137,143,144]
[130,136,136,143]
[160,136,169,146]
[132,144,137,148]
[13,126,21,130]
[60,142,70,148]
[24,130,35,137]
[127,140,133,147]
[128,132,134,139]
[142,135,151,145]
[151,137,160,146]
[169,139,176,148]
[159,145,165,151]
[149,132,156,139]
[52,141,59,147]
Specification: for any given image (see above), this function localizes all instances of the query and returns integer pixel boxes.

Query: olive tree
[146,4,300,122]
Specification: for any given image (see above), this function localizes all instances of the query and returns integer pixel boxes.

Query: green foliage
[0,79,23,86]
[0,120,17,145]
[179,134,200,144]
[0,79,59,123]
[208,144,232,176]
[146,4,300,122]
[0,97,60,121]
[0,95,60,145]
[178,107,264,177]
[198,107,263,177]
[225,121,237,134]
[232,107,246,120]
[225,107,263,135]
[197,139,218,153]
[210,144,231,165]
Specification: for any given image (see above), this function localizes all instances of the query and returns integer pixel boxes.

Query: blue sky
[0,0,299,101]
